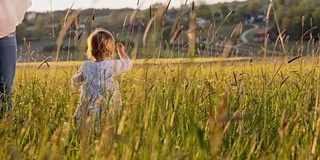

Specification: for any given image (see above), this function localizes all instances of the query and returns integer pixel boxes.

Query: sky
[28,0,244,12]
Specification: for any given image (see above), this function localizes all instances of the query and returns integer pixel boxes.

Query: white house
[196,18,207,26]
[26,12,36,22]
[245,16,254,24]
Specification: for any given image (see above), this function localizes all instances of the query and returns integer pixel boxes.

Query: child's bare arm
[116,43,129,60]
[71,65,84,89]
[114,43,132,73]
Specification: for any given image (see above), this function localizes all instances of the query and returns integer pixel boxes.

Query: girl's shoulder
[82,60,99,65]
[82,60,113,68]
[81,61,96,69]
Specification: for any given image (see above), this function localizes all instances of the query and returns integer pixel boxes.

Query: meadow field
[0,56,319,159]
[1,0,320,159]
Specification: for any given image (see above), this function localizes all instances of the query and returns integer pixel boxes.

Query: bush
[16,22,28,41]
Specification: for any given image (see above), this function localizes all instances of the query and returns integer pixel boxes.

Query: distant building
[196,18,207,26]
[212,11,223,18]
[244,13,266,24]
[244,14,254,24]
[253,27,278,42]
[164,14,175,24]
[26,12,36,22]
[78,23,86,31]
[255,13,266,22]
[181,10,191,22]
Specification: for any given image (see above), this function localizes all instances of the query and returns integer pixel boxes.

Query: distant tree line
[16,0,320,42]
[274,0,320,40]
[209,0,320,41]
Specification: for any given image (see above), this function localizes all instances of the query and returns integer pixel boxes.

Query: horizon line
[27,0,245,13]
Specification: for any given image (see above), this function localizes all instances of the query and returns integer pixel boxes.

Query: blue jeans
[0,32,17,115]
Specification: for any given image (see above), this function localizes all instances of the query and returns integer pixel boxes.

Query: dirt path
[241,24,259,43]
[234,24,259,49]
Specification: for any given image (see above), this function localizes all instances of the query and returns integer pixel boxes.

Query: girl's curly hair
[86,28,115,61]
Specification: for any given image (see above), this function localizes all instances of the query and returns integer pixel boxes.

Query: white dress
[71,59,132,119]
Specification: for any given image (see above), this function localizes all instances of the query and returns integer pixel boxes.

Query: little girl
[71,28,132,122]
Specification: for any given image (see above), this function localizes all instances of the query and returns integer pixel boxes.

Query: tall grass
[1,0,320,159]
[1,58,320,159]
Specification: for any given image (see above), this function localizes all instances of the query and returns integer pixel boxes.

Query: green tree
[246,0,261,15]
[109,10,123,28]
[217,2,230,15]
[196,3,212,21]
[151,2,163,9]
[313,7,320,19]
[168,7,179,16]
[16,22,28,41]
[139,2,164,22]
[35,16,49,38]
[274,0,320,40]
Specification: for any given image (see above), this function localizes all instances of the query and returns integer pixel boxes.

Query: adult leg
[0,32,17,116]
